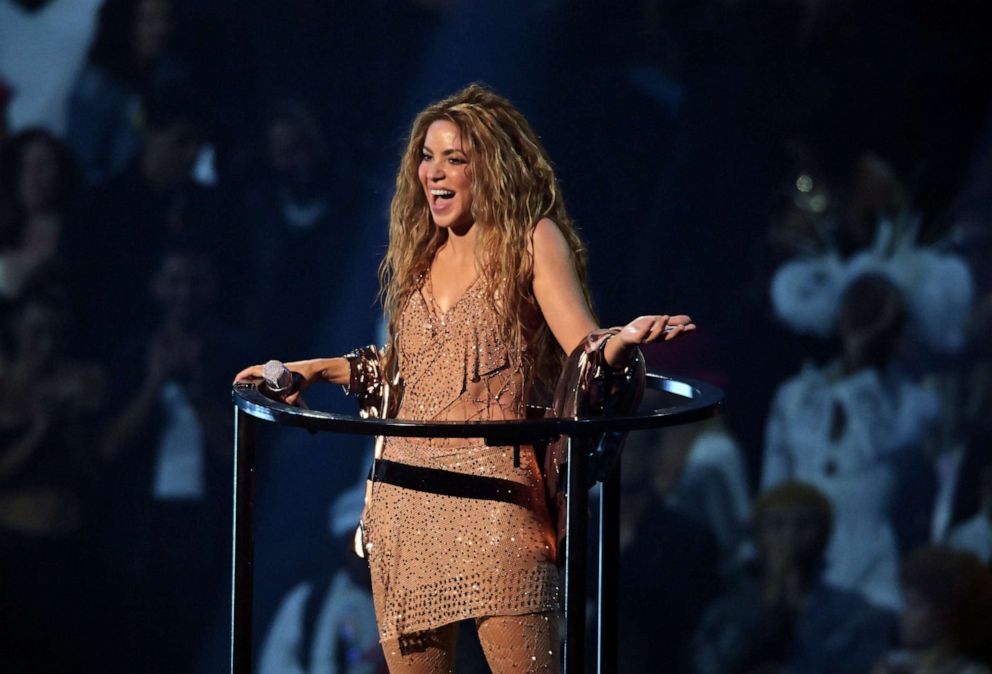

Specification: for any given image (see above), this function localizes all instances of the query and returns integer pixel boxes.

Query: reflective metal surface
[230,373,723,674]
[232,372,723,442]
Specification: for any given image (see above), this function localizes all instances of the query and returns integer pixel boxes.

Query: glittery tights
[381,612,560,673]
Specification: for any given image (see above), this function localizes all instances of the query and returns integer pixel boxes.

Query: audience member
[258,481,386,674]
[96,247,245,673]
[65,0,188,184]
[666,416,751,571]
[925,243,992,543]
[770,217,974,357]
[0,284,106,672]
[0,128,80,303]
[942,312,992,549]
[645,332,752,570]
[67,86,229,355]
[946,464,992,564]
[241,99,348,355]
[0,3,987,670]
[693,482,894,674]
[929,368,992,544]
[0,78,10,142]
[765,150,908,267]
[763,274,939,610]
[872,547,992,674]
[619,427,721,673]
[0,0,102,135]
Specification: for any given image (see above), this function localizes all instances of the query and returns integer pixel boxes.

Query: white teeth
[430,189,455,197]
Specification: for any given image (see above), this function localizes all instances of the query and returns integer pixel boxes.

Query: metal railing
[231,373,723,673]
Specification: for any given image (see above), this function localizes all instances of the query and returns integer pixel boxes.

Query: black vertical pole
[231,407,257,674]
[597,460,621,674]
[563,436,588,674]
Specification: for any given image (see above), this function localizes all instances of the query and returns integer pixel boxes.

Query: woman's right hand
[233,359,319,406]
[233,357,349,406]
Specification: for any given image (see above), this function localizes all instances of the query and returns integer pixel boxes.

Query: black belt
[371,459,538,510]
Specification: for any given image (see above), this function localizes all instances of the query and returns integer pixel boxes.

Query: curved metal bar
[232,372,723,441]
[230,373,723,674]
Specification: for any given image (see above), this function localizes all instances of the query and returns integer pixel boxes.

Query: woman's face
[18,139,60,214]
[417,120,473,230]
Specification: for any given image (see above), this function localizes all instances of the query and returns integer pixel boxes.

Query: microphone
[259,360,312,415]
[262,360,294,394]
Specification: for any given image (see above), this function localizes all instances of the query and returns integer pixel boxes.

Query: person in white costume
[762,275,937,609]
[764,219,973,610]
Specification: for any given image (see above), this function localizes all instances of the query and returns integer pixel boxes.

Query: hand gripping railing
[231,373,722,674]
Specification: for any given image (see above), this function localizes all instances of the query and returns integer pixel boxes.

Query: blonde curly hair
[379,83,592,397]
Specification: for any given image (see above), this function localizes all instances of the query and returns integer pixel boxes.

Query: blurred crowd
[1,0,991,673]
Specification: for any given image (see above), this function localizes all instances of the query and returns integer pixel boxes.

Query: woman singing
[235,83,694,673]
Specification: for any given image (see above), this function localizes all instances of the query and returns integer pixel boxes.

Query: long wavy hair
[379,83,592,397]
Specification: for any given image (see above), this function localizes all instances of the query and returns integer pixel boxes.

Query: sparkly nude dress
[361,275,560,643]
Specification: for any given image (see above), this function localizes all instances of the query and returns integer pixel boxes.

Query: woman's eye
[448,157,465,165]
[421,153,432,162]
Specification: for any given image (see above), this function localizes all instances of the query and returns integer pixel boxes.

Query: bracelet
[342,345,383,416]
[586,328,632,377]
[585,329,642,411]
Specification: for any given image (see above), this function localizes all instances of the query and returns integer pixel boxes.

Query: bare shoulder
[530,217,571,265]
[529,217,597,350]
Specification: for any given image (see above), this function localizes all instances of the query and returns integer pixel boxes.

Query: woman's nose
[427,163,444,181]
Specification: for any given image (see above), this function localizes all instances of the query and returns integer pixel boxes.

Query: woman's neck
[439,221,478,261]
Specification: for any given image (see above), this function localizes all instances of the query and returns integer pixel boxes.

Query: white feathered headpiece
[771,216,975,354]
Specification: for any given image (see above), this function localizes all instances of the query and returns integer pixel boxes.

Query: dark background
[1,0,990,672]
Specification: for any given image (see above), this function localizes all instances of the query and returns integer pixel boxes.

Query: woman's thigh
[475,612,561,674]
[381,623,459,674]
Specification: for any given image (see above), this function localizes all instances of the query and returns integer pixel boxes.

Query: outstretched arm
[531,218,694,366]
[233,357,351,405]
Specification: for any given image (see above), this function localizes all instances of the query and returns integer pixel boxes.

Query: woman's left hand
[617,314,695,346]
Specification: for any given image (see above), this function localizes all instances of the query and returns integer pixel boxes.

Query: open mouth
[430,188,456,209]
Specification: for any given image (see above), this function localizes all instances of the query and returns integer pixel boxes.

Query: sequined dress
[361,276,560,642]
